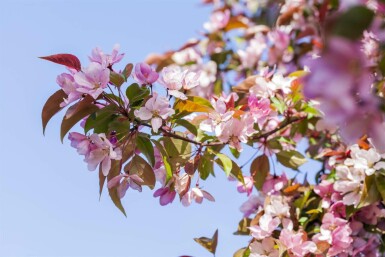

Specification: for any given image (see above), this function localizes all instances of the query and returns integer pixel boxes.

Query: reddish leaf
[40,54,81,71]
[42,89,67,134]
[122,63,134,79]
[250,154,270,191]
[60,96,99,141]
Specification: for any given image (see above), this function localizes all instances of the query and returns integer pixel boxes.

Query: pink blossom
[174,173,190,197]
[160,66,200,99]
[154,166,166,186]
[333,165,365,206]
[134,62,159,85]
[237,34,266,69]
[355,204,383,225]
[85,133,122,176]
[279,229,317,257]
[199,97,234,135]
[237,176,253,196]
[68,132,94,157]
[264,195,290,218]
[153,187,176,206]
[181,187,215,206]
[57,73,82,107]
[107,174,144,198]
[203,9,230,32]
[74,62,110,99]
[303,38,385,150]
[134,92,175,133]
[314,179,339,209]
[362,30,380,65]
[240,195,264,217]
[172,46,202,65]
[249,214,280,239]
[248,96,273,127]
[262,173,288,195]
[217,118,248,152]
[344,144,385,176]
[249,237,279,257]
[89,44,124,68]
[313,213,352,256]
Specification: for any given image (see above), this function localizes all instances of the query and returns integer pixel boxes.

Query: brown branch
[137,115,305,148]
[250,116,305,141]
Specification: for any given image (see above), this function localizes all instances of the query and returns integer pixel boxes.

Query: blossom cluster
[40,0,385,256]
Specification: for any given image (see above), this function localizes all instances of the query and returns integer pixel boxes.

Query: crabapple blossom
[240,195,264,217]
[217,118,249,152]
[153,187,176,206]
[334,165,365,206]
[279,229,317,257]
[107,174,144,198]
[237,176,253,196]
[89,44,124,68]
[134,92,175,132]
[160,66,200,99]
[262,173,288,195]
[200,97,234,135]
[74,62,110,99]
[203,9,230,32]
[57,73,82,107]
[344,144,385,176]
[41,2,385,256]
[134,62,159,85]
[68,132,93,157]
[85,133,122,176]
[182,187,215,206]
[249,214,280,239]
[249,237,279,257]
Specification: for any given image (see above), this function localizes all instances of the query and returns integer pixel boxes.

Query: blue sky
[0,1,322,256]
[0,1,252,256]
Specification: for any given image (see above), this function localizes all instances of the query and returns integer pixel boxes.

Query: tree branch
[137,115,306,148]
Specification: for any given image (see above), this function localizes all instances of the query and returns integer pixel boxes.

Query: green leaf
[151,140,173,182]
[60,96,99,141]
[194,229,218,255]
[271,96,285,114]
[125,83,150,105]
[333,6,374,40]
[107,160,126,216]
[276,150,307,170]
[161,135,192,169]
[359,174,380,208]
[136,135,155,167]
[163,156,173,182]
[250,154,270,190]
[233,248,250,257]
[233,218,251,236]
[375,172,385,202]
[174,119,198,136]
[230,147,241,159]
[108,117,131,140]
[198,154,214,180]
[216,159,244,183]
[124,155,155,189]
[211,50,231,65]
[109,71,125,87]
[42,89,66,134]
[215,153,233,176]
[84,105,117,133]
[122,63,133,80]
